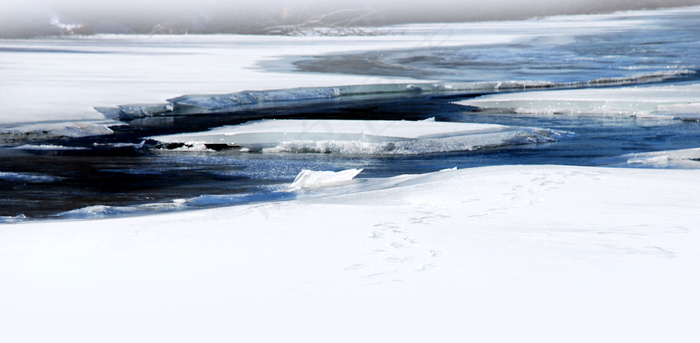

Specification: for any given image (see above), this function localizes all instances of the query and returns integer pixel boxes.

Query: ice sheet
[148,119,566,154]
[456,82,700,118]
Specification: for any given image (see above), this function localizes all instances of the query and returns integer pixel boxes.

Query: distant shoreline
[2,2,699,38]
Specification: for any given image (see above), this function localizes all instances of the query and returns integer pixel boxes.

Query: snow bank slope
[2,165,699,342]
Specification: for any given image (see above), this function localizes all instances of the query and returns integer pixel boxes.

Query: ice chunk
[290,169,363,191]
[456,83,700,118]
[148,119,566,154]
[95,104,174,121]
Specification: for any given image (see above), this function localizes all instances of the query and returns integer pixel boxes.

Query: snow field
[1,165,699,342]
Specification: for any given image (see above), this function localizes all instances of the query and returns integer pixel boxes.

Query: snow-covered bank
[2,165,699,342]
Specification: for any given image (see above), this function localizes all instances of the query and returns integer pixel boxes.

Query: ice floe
[147,119,567,154]
[456,82,700,119]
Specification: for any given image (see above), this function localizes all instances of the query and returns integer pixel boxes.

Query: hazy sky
[2,0,700,36]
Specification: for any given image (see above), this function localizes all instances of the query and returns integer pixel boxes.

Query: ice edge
[95,69,696,121]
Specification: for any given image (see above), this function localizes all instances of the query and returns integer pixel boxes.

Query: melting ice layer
[0,120,120,144]
[456,83,700,119]
[148,119,566,154]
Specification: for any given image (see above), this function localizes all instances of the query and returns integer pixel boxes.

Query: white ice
[457,82,700,118]
[149,119,564,154]
[290,168,363,190]
[2,165,700,342]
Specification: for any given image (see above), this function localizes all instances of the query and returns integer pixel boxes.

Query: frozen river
[2,6,700,220]
[2,6,700,343]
